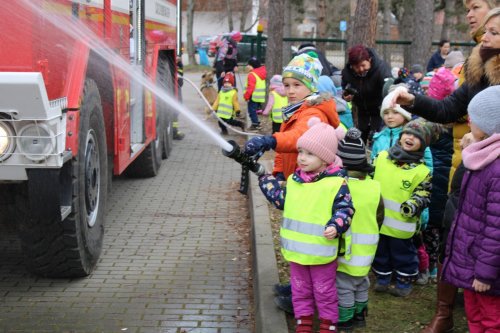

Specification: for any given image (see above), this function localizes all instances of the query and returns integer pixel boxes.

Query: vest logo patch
[401,179,412,191]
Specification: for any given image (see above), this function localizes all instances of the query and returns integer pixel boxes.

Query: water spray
[222,140,266,194]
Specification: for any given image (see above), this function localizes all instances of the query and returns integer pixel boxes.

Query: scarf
[282,98,307,122]
[295,163,342,183]
[479,46,500,63]
[221,86,234,92]
[462,134,500,170]
[387,142,425,164]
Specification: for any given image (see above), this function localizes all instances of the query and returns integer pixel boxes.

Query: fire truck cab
[0,0,179,277]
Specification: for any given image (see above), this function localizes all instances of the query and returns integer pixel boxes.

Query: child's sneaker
[272,283,291,297]
[389,284,413,297]
[429,267,438,283]
[416,269,430,285]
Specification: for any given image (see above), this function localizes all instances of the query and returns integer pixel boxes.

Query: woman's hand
[390,86,416,107]
[472,279,491,292]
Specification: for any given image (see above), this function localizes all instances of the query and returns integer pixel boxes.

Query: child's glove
[244,136,277,155]
[400,199,418,218]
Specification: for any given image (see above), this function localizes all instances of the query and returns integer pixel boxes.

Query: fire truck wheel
[161,109,173,159]
[125,112,163,178]
[16,79,108,277]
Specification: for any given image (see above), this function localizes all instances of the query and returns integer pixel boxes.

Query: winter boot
[373,275,391,292]
[420,265,456,333]
[295,315,313,333]
[319,318,337,332]
[337,306,355,332]
[353,301,368,328]
[390,281,413,297]
[173,127,185,140]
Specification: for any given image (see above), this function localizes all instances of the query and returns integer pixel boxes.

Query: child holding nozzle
[258,117,353,333]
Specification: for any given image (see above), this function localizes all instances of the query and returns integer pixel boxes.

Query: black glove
[244,136,277,156]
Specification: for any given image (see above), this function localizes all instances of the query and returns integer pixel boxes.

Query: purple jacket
[442,158,500,295]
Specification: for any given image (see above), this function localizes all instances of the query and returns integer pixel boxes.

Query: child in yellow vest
[372,119,439,297]
[243,57,267,131]
[262,74,288,133]
[258,117,354,333]
[335,128,383,331]
[211,73,245,135]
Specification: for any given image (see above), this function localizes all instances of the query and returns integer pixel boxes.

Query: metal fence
[279,38,476,71]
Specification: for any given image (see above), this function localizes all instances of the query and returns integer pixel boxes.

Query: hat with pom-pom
[270,74,283,89]
[283,53,322,92]
[337,128,374,172]
[297,117,344,164]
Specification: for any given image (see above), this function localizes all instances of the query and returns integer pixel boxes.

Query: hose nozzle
[222,140,266,176]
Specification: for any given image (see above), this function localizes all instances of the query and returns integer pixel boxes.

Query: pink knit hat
[297,117,345,164]
[428,67,456,100]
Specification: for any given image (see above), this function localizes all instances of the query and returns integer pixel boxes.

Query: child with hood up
[262,74,288,133]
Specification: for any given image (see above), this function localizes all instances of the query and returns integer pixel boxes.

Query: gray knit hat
[468,85,500,136]
[444,51,464,69]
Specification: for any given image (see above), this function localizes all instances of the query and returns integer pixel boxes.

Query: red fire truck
[0,0,180,277]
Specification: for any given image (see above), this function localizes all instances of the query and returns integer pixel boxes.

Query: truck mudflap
[0,72,66,181]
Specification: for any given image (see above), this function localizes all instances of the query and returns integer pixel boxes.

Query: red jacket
[244,65,267,101]
[272,94,339,178]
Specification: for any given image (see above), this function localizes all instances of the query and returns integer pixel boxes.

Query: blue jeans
[247,100,261,125]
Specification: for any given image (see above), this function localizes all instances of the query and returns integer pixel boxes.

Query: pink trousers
[464,289,500,332]
[290,260,338,322]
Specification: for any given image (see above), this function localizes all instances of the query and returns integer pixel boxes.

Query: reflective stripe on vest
[374,150,430,239]
[338,178,380,276]
[247,72,266,103]
[217,89,236,119]
[281,176,343,265]
[270,91,287,124]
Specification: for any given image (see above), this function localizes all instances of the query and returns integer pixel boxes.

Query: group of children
[237,51,499,332]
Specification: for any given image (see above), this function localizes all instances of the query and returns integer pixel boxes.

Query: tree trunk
[282,0,293,65]
[348,0,378,48]
[400,0,415,68]
[441,0,456,41]
[266,0,285,88]
[186,0,197,65]
[226,0,234,32]
[239,0,252,31]
[382,0,392,62]
[316,0,327,54]
[411,0,434,67]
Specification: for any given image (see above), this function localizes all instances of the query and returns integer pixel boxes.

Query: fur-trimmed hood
[305,92,332,106]
[465,44,500,86]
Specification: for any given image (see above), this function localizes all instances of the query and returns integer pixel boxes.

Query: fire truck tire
[125,113,163,178]
[161,108,173,159]
[17,79,108,277]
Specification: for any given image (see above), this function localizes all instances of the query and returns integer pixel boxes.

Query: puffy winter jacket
[273,93,339,178]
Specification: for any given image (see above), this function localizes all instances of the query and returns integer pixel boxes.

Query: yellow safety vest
[270,91,287,124]
[374,151,430,239]
[246,72,266,103]
[281,176,343,265]
[216,89,236,119]
[338,177,380,276]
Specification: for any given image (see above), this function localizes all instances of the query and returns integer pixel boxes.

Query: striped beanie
[337,128,374,172]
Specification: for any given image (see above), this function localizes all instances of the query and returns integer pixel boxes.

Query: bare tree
[226,0,234,31]
[381,0,392,61]
[411,0,434,67]
[186,0,197,65]
[282,0,293,64]
[266,0,285,84]
[239,0,253,31]
[348,0,379,48]
[441,0,456,40]
[316,0,327,54]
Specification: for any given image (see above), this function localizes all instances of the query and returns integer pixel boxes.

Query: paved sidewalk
[0,71,287,333]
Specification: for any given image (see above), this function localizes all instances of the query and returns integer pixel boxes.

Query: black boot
[173,128,185,140]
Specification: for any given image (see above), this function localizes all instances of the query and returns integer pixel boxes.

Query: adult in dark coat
[426,40,450,72]
[341,45,392,143]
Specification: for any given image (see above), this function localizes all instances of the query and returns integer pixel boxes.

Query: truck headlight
[0,121,16,162]
[17,123,55,162]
